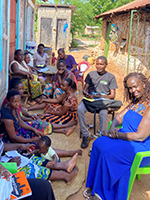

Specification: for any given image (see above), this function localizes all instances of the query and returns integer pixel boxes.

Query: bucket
[26,41,37,54]
[87,57,94,65]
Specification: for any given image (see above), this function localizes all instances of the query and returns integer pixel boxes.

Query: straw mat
[49,132,86,200]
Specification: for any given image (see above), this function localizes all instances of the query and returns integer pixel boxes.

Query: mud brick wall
[36,6,72,51]
[100,11,150,76]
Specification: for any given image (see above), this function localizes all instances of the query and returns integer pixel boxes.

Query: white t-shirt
[33,52,49,66]
[41,147,59,161]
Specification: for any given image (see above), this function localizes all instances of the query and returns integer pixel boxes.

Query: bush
[71,40,78,48]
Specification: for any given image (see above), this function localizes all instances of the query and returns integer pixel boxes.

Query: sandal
[89,193,102,200]
[88,148,92,157]
[83,188,92,198]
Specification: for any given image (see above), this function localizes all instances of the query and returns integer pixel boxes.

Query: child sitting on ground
[33,136,82,170]
[38,136,60,166]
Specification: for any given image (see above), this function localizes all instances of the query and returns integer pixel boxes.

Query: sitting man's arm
[83,83,116,99]
[83,83,94,99]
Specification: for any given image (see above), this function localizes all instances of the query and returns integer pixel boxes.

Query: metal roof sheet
[95,0,150,19]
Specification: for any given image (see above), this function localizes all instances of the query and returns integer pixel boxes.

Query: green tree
[64,0,134,35]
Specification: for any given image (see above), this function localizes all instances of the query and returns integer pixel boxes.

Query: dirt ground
[64,43,150,200]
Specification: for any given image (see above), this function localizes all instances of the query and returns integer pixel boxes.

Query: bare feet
[65,125,77,136]
[76,149,83,156]
[28,100,37,106]
[70,149,83,156]
[66,166,79,185]
[66,153,78,173]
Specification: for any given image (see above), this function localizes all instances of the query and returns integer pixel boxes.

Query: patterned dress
[41,95,78,124]
[19,155,51,180]
[10,60,43,99]
[1,106,52,144]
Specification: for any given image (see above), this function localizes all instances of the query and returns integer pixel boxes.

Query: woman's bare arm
[45,104,69,116]
[42,93,64,104]
[70,64,76,72]
[117,106,150,141]
[3,119,37,143]
[109,106,129,131]
[11,62,31,76]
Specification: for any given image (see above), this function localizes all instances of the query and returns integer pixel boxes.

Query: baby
[38,136,60,166]
[36,136,82,171]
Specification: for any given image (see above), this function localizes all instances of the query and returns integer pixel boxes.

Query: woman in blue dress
[84,72,150,200]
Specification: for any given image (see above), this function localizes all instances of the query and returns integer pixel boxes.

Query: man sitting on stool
[77,56,118,148]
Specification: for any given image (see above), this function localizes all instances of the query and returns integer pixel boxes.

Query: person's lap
[24,179,55,200]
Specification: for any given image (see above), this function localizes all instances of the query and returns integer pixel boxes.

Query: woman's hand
[8,156,21,167]
[28,149,39,155]
[38,99,44,104]
[52,82,56,92]
[0,165,11,181]
[102,130,109,136]
[33,129,44,137]
[20,144,36,153]
[31,136,41,143]
[30,114,38,120]
[107,130,119,139]
[29,73,34,81]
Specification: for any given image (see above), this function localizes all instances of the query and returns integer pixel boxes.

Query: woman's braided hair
[124,72,150,103]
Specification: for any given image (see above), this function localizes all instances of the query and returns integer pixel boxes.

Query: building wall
[0,0,35,106]
[100,10,150,75]
[101,13,130,53]
[20,0,25,50]
[0,0,9,107]
[27,0,35,42]
[36,6,72,51]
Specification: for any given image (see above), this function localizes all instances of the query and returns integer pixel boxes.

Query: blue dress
[86,108,150,200]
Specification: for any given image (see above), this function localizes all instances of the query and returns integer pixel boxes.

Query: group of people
[1,43,150,200]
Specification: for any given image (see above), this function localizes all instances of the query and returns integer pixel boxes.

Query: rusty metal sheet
[95,0,150,19]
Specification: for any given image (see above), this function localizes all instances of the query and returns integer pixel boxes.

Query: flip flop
[89,193,102,200]
[83,188,92,198]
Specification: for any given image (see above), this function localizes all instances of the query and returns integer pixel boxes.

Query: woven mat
[48,132,86,200]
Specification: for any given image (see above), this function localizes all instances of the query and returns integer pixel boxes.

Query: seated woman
[33,43,49,68]
[58,48,78,78]
[10,49,43,100]
[0,90,48,144]
[2,83,77,137]
[27,78,78,136]
[84,72,150,200]
[41,78,78,135]
[2,77,38,121]
[24,52,46,90]
[28,60,77,110]
[24,52,38,73]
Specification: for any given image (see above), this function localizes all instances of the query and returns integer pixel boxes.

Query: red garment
[1,97,21,115]
[52,57,57,64]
